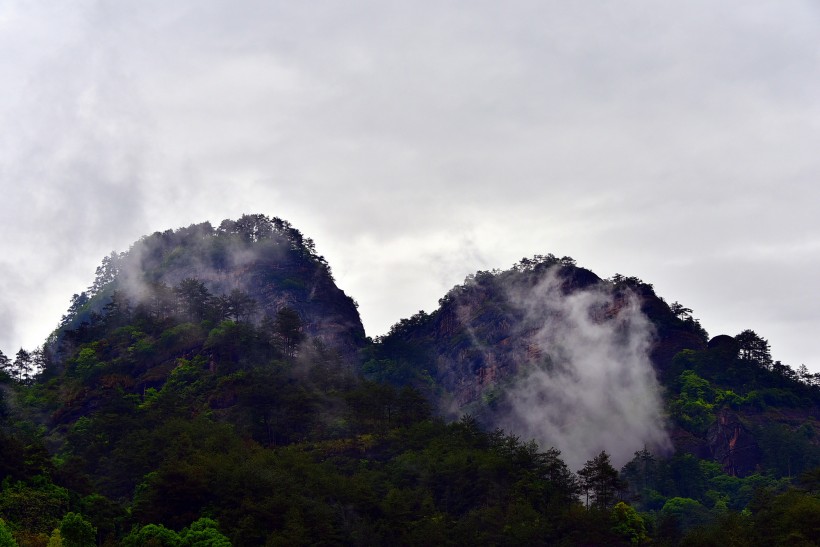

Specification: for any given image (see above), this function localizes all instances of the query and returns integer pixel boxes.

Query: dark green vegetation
[1,215,819,545]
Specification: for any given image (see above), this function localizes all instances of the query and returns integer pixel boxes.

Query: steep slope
[374,257,705,403]
[372,255,820,474]
[369,256,707,468]
[3,221,820,544]
[55,214,365,362]
[21,216,373,508]
[663,339,820,477]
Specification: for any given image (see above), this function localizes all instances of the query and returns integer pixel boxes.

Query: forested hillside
[0,215,819,546]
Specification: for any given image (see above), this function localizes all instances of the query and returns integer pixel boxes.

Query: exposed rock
[383,260,707,412]
[707,409,762,477]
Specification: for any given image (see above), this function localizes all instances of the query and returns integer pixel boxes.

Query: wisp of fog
[495,272,671,470]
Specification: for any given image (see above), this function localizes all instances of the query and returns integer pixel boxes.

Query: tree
[660,497,710,532]
[0,350,11,378]
[735,329,772,368]
[578,451,625,510]
[611,501,648,545]
[0,518,17,547]
[772,360,797,381]
[58,512,96,547]
[669,301,693,318]
[29,347,49,382]
[179,517,230,546]
[538,447,580,507]
[88,252,122,297]
[46,529,63,547]
[0,480,69,535]
[12,349,31,383]
[60,292,90,328]
[621,448,660,506]
[174,279,211,322]
[226,289,256,322]
[135,281,176,321]
[102,290,132,326]
[796,364,812,384]
[233,213,274,243]
[121,523,180,547]
[274,307,303,358]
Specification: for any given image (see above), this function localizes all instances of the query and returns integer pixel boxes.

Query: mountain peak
[55,214,365,364]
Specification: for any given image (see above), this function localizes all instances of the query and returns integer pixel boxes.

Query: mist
[493,271,671,470]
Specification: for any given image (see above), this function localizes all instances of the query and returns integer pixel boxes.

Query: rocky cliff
[377,256,707,413]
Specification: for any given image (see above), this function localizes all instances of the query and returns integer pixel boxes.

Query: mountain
[368,257,710,468]
[1,215,819,545]
[369,257,706,407]
[371,255,820,475]
[56,214,365,361]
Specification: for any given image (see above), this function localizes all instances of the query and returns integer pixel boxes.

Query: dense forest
[1,214,819,546]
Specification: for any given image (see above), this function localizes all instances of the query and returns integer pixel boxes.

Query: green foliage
[122,523,181,547]
[71,347,99,379]
[159,323,207,354]
[756,423,820,479]
[611,502,648,545]
[678,511,752,546]
[670,370,717,433]
[668,368,795,434]
[736,329,772,368]
[5,215,820,545]
[179,518,231,546]
[751,488,820,546]
[661,497,711,531]
[174,279,212,322]
[46,528,63,547]
[205,321,259,367]
[58,512,96,547]
[0,519,17,547]
[0,479,70,534]
[274,307,304,357]
[578,451,625,510]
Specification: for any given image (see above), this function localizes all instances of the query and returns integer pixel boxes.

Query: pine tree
[12,349,31,383]
[578,451,626,510]
[736,329,773,369]
[0,350,11,378]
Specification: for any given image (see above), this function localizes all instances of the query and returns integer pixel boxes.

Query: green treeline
[0,218,819,545]
[1,294,818,545]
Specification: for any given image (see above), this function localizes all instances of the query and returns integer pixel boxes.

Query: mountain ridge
[29,215,820,472]
[1,213,819,545]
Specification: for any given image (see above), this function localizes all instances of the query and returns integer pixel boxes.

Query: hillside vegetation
[1,215,819,546]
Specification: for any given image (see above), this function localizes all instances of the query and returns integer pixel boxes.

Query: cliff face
[379,259,706,412]
[53,225,820,476]
[373,258,716,468]
[707,409,763,476]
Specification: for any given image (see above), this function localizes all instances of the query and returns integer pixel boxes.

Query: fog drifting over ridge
[497,273,671,469]
[1,1,820,371]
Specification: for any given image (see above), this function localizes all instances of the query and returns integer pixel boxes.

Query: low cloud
[494,272,671,469]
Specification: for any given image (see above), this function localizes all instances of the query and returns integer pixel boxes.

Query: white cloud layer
[1,1,819,371]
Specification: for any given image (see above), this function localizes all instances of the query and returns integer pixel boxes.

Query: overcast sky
[1,1,819,371]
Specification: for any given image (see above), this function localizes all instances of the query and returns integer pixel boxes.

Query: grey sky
[1,1,819,371]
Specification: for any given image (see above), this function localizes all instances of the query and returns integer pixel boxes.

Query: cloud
[0,4,154,350]
[0,1,818,374]
[483,270,672,469]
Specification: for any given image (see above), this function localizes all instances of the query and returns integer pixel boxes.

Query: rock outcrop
[707,409,762,477]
